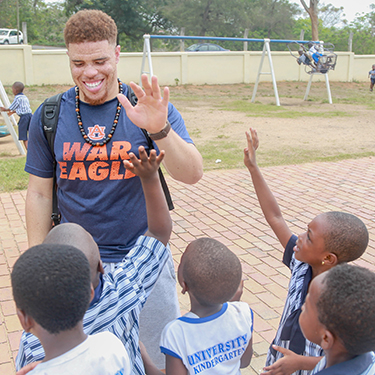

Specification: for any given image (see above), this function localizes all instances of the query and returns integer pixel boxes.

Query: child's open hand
[260,345,321,375]
[260,346,301,375]
[123,146,165,180]
[244,127,259,170]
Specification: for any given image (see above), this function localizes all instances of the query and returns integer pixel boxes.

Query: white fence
[0,44,373,86]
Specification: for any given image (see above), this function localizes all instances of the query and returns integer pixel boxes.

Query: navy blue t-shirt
[25,85,193,262]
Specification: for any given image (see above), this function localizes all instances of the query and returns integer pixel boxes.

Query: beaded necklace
[75,79,123,147]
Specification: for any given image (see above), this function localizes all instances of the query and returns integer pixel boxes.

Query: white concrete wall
[0,44,374,86]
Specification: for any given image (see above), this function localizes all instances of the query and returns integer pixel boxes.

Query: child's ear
[320,329,335,351]
[180,281,188,295]
[98,260,105,275]
[90,284,95,302]
[16,308,35,333]
[323,253,338,268]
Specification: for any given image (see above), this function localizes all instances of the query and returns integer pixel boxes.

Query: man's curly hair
[317,264,375,355]
[12,244,91,334]
[64,9,117,46]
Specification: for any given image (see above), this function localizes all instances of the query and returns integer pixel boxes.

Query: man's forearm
[26,190,53,247]
[156,130,203,184]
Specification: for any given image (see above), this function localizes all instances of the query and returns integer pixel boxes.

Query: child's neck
[325,347,356,369]
[38,322,87,362]
[190,298,223,318]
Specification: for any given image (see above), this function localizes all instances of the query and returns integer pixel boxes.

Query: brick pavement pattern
[1,158,375,375]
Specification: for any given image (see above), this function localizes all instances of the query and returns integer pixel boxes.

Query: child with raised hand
[299,263,375,374]
[243,128,369,375]
[12,243,131,375]
[141,237,254,375]
[16,146,173,375]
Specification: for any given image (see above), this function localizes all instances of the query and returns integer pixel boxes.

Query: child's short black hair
[321,212,368,262]
[182,238,242,306]
[317,264,375,355]
[12,81,24,93]
[11,244,91,334]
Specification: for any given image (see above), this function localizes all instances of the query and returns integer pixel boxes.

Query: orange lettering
[110,161,124,180]
[110,141,131,160]
[63,142,91,161]
[59,161,68,179]
[68,162,88,180]
[124,169,136,179]
[87,145,109,161]
[88,162,109,181]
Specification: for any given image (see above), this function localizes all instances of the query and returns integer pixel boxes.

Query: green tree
[319,3,344,28]
[64,0,174,50]
[347,6,375,55]
[160,0,299,51]
[0,0,67,45]
[0,0,16,27]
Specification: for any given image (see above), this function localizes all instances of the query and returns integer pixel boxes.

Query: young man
[25,9,202,369]
[299,264,375,374]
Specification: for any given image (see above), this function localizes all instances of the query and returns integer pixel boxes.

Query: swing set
[140,34,337,106]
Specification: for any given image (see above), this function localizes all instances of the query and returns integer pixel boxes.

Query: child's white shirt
[160,301,253,375]
[28,331,131,375]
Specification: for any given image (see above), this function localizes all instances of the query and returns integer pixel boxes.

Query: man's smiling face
[68,40,120,106]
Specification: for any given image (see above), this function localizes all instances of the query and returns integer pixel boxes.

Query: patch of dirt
[177,100,374,159]
[1,82,374,161]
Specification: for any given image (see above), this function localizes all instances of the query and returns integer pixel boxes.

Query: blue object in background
[0,125,10,137]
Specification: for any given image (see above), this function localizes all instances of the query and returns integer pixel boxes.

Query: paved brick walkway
[1,157,375,374]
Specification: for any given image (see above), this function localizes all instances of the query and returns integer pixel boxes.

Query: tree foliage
[0,0,67,45]
[0,0,375,54]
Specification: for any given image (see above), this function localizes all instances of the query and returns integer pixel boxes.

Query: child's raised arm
[123,146,172,246]
[244,128,292,248]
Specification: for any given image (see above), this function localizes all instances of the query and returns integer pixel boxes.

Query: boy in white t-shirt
[12,243,131,375]
[141,237,254,375]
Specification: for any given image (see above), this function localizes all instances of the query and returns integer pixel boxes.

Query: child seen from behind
[12,244,131,375]
[142,237,254,375]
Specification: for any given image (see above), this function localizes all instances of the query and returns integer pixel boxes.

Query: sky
[288,0,374,22]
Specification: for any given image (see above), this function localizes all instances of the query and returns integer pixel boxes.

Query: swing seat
[0,125,10,137]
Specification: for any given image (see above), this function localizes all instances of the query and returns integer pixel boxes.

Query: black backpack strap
[41,93,63,226]
[126,84,174,210]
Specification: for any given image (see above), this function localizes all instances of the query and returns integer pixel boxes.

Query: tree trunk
[300,0,319,41]
[200,0,213,36]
